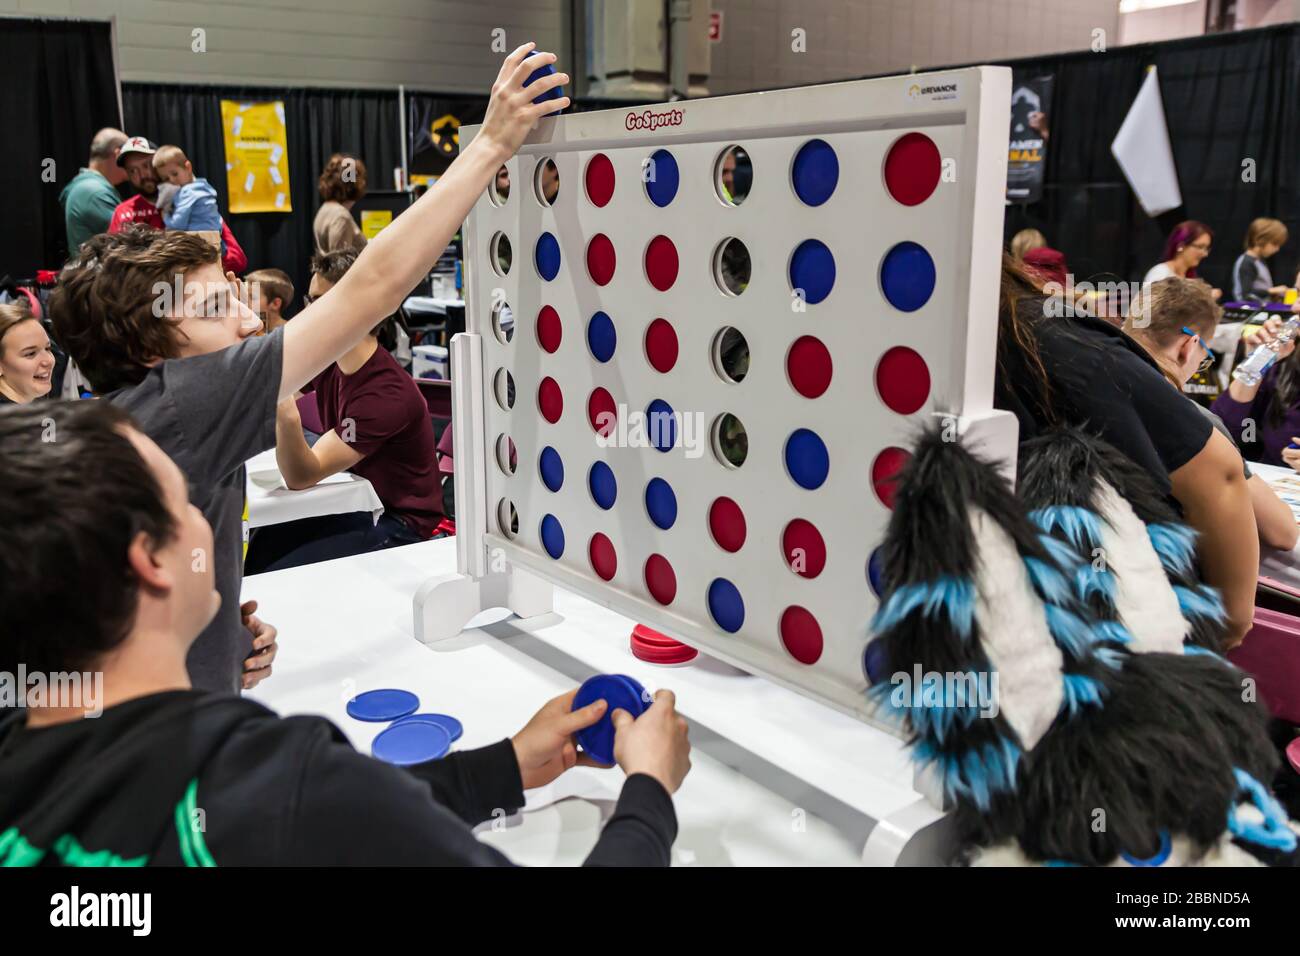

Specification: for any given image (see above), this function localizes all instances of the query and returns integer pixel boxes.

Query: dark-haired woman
[314,153,368,256]
[994,257,1258,647]
[1211,316,1300,468]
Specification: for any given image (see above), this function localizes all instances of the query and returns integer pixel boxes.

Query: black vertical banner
[1007,74,1053,204]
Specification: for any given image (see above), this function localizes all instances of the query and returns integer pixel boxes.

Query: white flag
[1111,66,1183,217]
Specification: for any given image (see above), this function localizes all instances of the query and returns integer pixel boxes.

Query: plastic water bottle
[1233,315,1300,386]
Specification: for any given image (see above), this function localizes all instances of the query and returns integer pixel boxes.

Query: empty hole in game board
[534,157,560,206]
[715,145,753,206]
[491,299,514,345]
[490,165,511,206]
[711,413,748,469]
[497,499,519,539]
[493,368,515,410]
[490,232,512,276]
[712,238,751,296]
[711,327,749,384]
[495,434,517,476]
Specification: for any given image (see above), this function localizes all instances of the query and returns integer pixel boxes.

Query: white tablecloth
[1253,461,1300,589]
[245,448,384,529]
[242,538,927,866]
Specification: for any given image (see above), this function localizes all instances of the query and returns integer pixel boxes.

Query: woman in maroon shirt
[244,250,441,572]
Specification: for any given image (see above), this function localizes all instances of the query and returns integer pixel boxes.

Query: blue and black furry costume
[867,425,1299,866]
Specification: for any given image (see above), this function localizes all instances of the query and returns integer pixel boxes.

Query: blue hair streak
[1227,768,1298,853]
[915,736,1022,813]
[1022,556,1074,606]
[1043,603,1102,660]
[1059,671,1106,716]
[1174,584,1226,623]
[1036,532,1084,571]
[866,665,996,745]
[871,577,975,642]
[1030,505,1103,552]
[1148,523,1198,577]
[1074,562,1116,605]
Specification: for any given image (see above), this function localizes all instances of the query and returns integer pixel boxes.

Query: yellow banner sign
[220,100,291,214]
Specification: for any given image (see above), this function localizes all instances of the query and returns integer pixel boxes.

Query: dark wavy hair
[48,226,220,393]
[0,400,175,675]
[317,153,368,203]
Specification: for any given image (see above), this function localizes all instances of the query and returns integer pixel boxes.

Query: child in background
[152,145,224,245]
[245,268,295,335]
[1232,217,1290,302]
[1123,277,1299,552]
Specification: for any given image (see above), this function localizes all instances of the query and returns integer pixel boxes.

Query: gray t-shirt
[107,330,283,692]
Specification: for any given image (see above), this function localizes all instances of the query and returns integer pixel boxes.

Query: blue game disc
[784,428,830,490]
[535,232,562,281]
[588,311,617,362]
[522,52,565,112]
[393,712,464,743]
[347,688,419,722]
[645,477,677,529]
[646,399,676,452]
[540,513,566,559]
[644,149,679,207]
[539,446,565,492]
[789,239,836,305]
[791,138,839,206]
[589,461,618,510]
[867,547,888,596]
[863,638,890,685]
[372,721,452,766]
[880,241,936,312]
[572,674,650,765]
[707,578,745,633]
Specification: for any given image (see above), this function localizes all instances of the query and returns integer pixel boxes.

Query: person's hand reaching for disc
[612,689,692,795]
[511,688,608,790]
[478,43,570,162]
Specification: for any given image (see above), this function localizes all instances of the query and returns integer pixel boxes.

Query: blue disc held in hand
[523,51,565,112]
[572,674,651,765]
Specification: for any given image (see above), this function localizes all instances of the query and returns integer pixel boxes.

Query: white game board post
[413,331,555,645]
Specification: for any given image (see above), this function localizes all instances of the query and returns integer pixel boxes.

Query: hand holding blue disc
[571,674,652,766]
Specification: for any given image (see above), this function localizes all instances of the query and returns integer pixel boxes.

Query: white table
[403,295,464,318]
[245,449,384,529]
[1253,461,1300,589]
[243,538,935,866]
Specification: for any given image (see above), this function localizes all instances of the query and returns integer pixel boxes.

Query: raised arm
[278,43,569,401]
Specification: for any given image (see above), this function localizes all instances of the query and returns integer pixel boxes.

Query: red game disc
[630,624,698,665]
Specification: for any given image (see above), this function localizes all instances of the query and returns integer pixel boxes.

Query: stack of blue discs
[523,50,565,114]
[571,674,653,766]
[347,689,460,766]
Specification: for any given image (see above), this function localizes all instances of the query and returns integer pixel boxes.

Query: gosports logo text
[625,107,684,132]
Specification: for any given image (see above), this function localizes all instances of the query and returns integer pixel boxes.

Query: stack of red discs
[630,624,698,665]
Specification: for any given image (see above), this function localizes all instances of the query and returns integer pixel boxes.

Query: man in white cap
[110,135,247,274]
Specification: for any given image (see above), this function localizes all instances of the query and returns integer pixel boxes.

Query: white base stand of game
[414,64,1016,864]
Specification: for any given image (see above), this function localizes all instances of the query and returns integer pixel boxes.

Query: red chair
[1229,606,1300,723]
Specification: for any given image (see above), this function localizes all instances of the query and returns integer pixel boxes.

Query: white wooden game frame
[414,65,1017,863]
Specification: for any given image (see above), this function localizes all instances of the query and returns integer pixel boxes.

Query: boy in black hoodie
[0,401,690,866]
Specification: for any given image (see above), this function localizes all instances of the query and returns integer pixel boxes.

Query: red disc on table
[585,153,616,208]
[587,234,617,286]
[876,346,930,414]
[644,318,678,373]
[872,447,912,509]
[631,624,698,665]
[780,606,824,665]
[536,305,562,354]
[645,235,679,291]
[883,132,942,207]
[538,376,563,424]
[589,532,618,581]
[787,335,833,398]
[782,518,826,579]
[644,554,677,605]
[708,496,747,553]
[588,386,617,437]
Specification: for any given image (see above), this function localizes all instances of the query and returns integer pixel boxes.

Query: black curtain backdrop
[998,25,1300,292]
[1,17,120,279]
[122,83,401,304]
